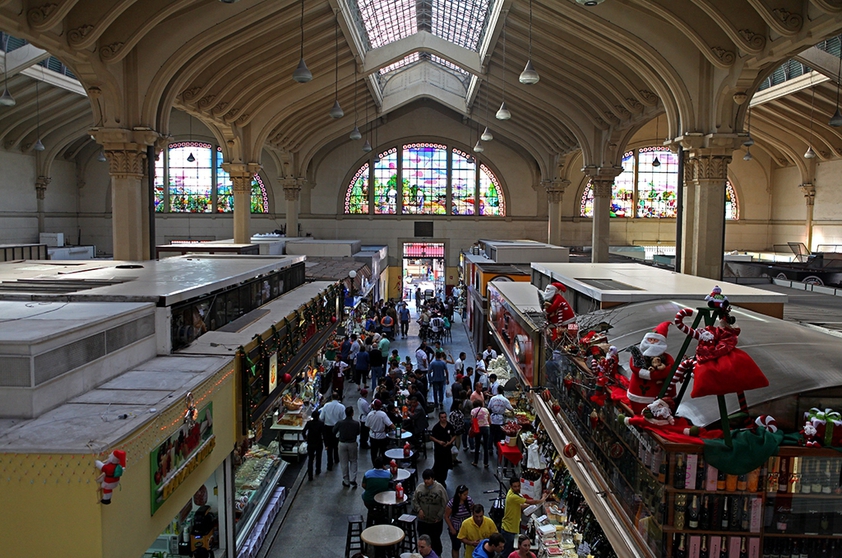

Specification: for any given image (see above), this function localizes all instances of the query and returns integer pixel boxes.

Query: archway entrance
[402,242,445,308]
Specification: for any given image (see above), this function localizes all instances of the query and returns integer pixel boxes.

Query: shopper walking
[412,469,449,557]
[357,389,371,450]
[430,411,457,488]
[399,303,411,338]
[334,406,361,488]
[488,387,514,449]
[365,399,394,464]
[369,339,385,393]
[429,351,449,409]
[321,392,346,471]
[444,485,474,558]
[457,505,499,558]
[502,478,545,557]
[354,346,370,387]
[301,409,324,481]
[470,400,491,468]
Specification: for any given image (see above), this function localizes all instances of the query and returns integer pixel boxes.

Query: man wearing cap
[357,389,371,449]
[365,398,394,464]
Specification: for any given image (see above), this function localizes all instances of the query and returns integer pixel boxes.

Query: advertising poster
[269,352,278,394]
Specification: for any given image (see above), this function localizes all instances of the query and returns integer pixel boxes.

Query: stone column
[543,179,569,246]
[222,163,261,244]
[93,128,160,260]
[686,149,732,279]
[282,178,303,237]
[679,152,695,275]
[35,176,50,233]
[584,166,623,263]
[800,183,816,251]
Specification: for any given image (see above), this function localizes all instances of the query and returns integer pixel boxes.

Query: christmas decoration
[754,415,777,433]
[562,443,577,458]
[626,321,676,414]
[804,407,842,447]
[705,285,735,324]
[541,282,575,340]
[802,422,820,447]
[95,450,126,505]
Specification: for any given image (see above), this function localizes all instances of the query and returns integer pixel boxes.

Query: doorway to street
[401,242,445,308]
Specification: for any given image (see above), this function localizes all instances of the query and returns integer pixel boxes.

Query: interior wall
[0,149,39,244]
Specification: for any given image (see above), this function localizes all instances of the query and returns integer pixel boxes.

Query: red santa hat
[542,282,567,301]
[112,449,127,467]
[644,321,670,344]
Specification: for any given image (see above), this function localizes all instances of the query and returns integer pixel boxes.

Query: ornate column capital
[800,183,816,206]
[222,162,261,193]
[35,176,50,200]
[103,149,147,179]
[688,150,732,182]
[543,179,570,203]
[282,178,306,201]
[91,127,163,179]
[582,165,623,198]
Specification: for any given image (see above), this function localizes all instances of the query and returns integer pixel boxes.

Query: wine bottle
[701,535,708,558]
[789,538,800,558]
[674,453,686,489]
[718,470,727,491]
[688,494,700,529]
[810,459,823,494]
[674,533,686,558]
[769,539,781,558]
[700,494,711,530]
[767,457,780,493]
[822,458,833,494]
[721,497,730,530]
[737,473,748,491]
[800,539,811,558]
[779,457,789,493]
[775,504,789,533]
[719,536,729,558]
[739,537,748,558]
[727,474,738,492]
[762,538,772,558]
[740,497,749,532]
[697,456,707,490]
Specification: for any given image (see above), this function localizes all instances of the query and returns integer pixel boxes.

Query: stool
[395,514,418,554]
[367,503,389,527]
[346,515,365,558]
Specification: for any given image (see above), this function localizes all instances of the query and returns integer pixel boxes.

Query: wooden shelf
[662,526,759,536]
[763,532,842,538]
[665,487,763,496]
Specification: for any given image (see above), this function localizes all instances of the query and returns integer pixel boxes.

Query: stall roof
[177,281,336,356]
[0,255,305,305]
[473,263,532,275]
[304,257,369,284]
[577,299,842,428]
[531,263,787,304]
[0,354,231,453]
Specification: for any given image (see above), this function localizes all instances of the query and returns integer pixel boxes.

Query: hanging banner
[268,352,278,394]
[150,402,214,514]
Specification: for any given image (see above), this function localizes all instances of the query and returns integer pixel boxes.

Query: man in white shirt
[454,352,466,377]
[357,389,372,450]
[487,387,514,449]
[488,373,500,396]
[321,392,347,471]
[482,344,497,361]
[365,399,394,464]
[416,341,430,375]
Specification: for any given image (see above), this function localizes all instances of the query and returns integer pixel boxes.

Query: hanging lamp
[350,64,361,140]
[97,150,107,163]
[0,34,15,107]
[362,96,372,152]
[743,106,754,148]
[186,114,195,162]
[33,81,44,151]
[292,0,312,83]
[805,74,817,159]
[496,19,512,120]
[830,47,842,127]
[519,0,539,85]
[481,76,493,141]
[651,116,661,167]
[329,16,344,118]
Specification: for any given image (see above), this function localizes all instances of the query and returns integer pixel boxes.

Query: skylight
[352,0,494,52]
[380,52,421,74]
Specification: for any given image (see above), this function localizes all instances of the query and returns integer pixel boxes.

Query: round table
[361,524,405,558]
[374,490,408,506]
[394,468,411,482]
[385,448,414,461]
[387,430,413,440]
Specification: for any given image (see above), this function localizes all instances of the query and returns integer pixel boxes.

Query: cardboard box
[706,465,719,492]
[685,454,698,490]
[688,535,701,558]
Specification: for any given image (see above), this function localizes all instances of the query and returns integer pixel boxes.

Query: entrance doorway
[402,242,445,308]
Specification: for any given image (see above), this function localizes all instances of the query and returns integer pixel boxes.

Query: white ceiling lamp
[362,94,372,152]
[350,64,361,140]
[804,73,817,159]
[186,114,195,162]
[329,16,344,119]
[0,34,15,107]
[651,116,661,167]
[33,81,45,151]
[97,150,107,163]
[519,0,539,85]
[743,106,754,148]
[481,75,493,141]
[292,0,312,83]
[829,47,842,127]
[575,0,605,5]
[496,19,512,120]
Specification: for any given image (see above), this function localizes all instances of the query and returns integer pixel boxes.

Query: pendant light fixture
[481,76,493,141]
[186,114,195,162]
[496,19,511,120]
[651,116,661,167]
[329,16,344,119]
[292,0,312,83]
[97,150,107,163]
[519,0,540,85]
[362,97,372,152]
[743,106,753,161]
[805,74,817,159]
[829,47,842,127]
[33,81,44,151]
[0,34,15,107]
[466,118,475,164]
[350,64,362,140]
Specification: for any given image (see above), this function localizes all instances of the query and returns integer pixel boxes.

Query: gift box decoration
[804,408,842,447]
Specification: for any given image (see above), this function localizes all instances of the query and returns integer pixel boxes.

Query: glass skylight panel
[379,52,421,75]
[430,54,468,75]
[356,0,418,49]
[431,0,491,51]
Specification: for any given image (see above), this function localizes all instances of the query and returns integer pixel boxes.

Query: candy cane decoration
[674,308,714,342]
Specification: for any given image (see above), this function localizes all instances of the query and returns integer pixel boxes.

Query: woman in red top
[508,535,536,558]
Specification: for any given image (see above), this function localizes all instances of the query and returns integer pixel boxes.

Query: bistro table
[374,490,409,523]
[361,524,405,558]
[384,448,414,462]
[393,468,411,482]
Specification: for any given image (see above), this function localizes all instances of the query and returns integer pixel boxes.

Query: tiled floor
[262,306,509,558]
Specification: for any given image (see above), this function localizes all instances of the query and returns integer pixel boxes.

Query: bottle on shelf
[688,495,700,529]
[740,497,749,532]
[739,537,748,558]
[721,497,730,530]
[775,504,789,534]
[700,494,711,530]
[674,533,686,558]
[697,456,707,490]
[789,538,800,558]
[778,457,790,493]
[822,459,833,494]
[767,457,780,493]
[737,473,748,492]
[718,470,727,491]
[800,539,811,558]
[810,458,823,494]
[719,536,729,558]
[674,453,686,489]
[727,474,738,492]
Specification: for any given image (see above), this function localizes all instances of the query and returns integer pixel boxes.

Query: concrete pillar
[222,163,261,244]
[35,176,50,233]
[686,149,732,279]
[801,183,816,251]
[679,152,695,275]
[591,178,613,263]
[543,179,569,246]
[282,178,303,237]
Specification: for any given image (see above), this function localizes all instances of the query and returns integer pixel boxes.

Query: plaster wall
[0,149,40,244]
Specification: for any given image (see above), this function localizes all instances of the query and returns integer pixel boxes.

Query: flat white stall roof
[0,255,305,305]
[531,263,787,304]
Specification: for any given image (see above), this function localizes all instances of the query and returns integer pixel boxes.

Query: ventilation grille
[0,357,31,387]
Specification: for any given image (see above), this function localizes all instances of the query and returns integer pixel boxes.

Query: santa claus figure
[95,450,126,505]
[541,282,575,340]
[627,322,676,414]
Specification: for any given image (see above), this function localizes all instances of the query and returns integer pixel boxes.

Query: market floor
[260,309,512,558]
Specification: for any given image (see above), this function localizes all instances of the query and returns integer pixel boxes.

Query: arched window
[579,147,737,220]
[153,143,269,213]
[343,142,506,216]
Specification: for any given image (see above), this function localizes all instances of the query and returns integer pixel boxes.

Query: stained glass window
[374,149,399,214]
[343,141,505,217]
[345,163,370,214]
[402,143,448,215]
[479,164,503,216]
[637,147,678,218]
[451,148,476,215]
[251,175,269,214]
[169,142,213,213]
[213,148,269,214]
[579,146,738,221]
[154,152,166,212]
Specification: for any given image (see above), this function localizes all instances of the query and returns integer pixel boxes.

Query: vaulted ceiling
[1,0,841,180]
